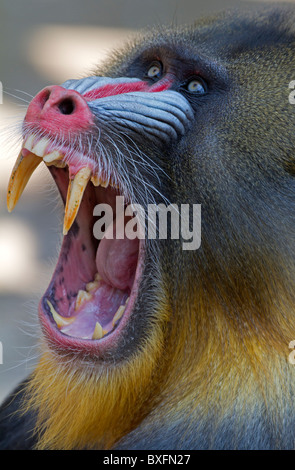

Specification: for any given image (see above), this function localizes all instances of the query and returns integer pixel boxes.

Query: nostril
[40,89,51,108]
[58,98,75,115]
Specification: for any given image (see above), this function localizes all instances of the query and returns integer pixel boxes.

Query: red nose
[24,85,94,134]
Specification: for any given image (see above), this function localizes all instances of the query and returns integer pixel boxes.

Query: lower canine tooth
[46,300,75,328]
[112,305,126,326]
[75,289,92,310]
[92,321,107,340]
[7,150,42,212]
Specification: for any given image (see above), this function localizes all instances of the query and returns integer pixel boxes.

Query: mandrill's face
[7,35,200,362]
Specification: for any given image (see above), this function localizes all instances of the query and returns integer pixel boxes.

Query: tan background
[0,0,286,403]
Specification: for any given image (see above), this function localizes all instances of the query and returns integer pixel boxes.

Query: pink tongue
[96,216,139,291]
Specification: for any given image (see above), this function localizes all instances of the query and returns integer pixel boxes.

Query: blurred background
[0,0,287,403]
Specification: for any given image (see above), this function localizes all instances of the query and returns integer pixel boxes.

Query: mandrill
[2,5,295,450]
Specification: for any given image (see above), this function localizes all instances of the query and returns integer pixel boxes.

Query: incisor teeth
[75,289,92,310]
[46,300,75,329]
[7,150,42,212]
[31,137,50,157]
[112,305,126,327]
[90,175,100,186]
[90,175,109,188]
[44,160,66,169]
[23,134,36,151]
[100,180,109,188]
[92,321,107,340]
[63,167,92,235]
[43,150,63,163]
[54,160,66,168]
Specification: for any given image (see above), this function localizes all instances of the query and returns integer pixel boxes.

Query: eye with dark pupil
[147,63,162,79]
[186,78,206,94]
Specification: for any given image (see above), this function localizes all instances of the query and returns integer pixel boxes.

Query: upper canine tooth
[31,137,50,157]
[75,289,92,310]
[63,167,92,235]
[43,150,63,163]
[7,150,42,212]
[46,300,75,329]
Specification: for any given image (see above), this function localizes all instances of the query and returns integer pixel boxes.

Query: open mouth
[7,133,144,355]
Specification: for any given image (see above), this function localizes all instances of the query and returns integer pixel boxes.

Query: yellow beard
[23,324,166,450]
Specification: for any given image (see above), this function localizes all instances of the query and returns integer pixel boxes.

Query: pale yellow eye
[147,63,162,79]
[187,79,205,93]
